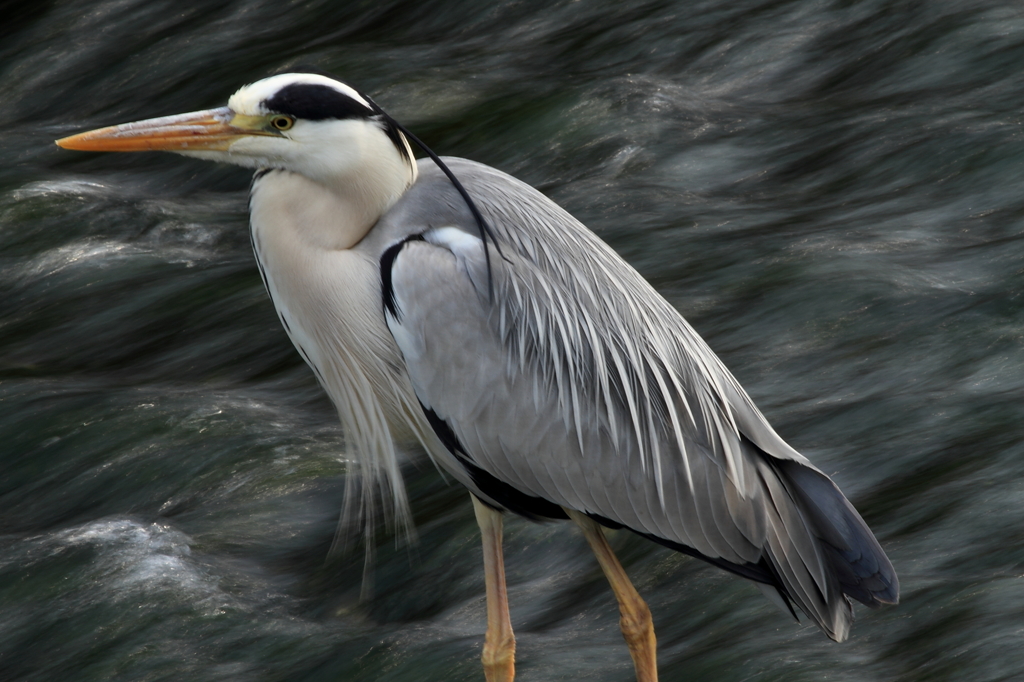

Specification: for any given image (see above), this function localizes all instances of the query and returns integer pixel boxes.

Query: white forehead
[227,73,370,115]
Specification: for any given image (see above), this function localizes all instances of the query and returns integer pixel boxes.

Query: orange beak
[56,107,265,152]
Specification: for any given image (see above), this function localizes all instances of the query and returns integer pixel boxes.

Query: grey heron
[56,71,898,682]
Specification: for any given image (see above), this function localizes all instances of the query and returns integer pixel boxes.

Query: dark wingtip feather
[776,460,900,607]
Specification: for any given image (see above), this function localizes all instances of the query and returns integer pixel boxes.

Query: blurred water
[2,1,1024,680]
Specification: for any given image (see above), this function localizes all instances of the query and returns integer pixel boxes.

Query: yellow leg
[567,509,658,682]
[472,495,516,682]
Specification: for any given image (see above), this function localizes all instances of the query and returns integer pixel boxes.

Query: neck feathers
[250,154,414,252]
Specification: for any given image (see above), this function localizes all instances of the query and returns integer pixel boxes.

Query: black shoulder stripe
[419,402,567,522]
[380,234,425,320]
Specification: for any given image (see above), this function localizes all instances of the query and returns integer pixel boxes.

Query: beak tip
[56,134,88,151]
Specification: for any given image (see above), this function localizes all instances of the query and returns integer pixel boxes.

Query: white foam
[57,518,226,611]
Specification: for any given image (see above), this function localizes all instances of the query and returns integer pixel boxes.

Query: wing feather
[371,158,897,640]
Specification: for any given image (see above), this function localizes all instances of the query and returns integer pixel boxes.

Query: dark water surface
[3,1,1024,680]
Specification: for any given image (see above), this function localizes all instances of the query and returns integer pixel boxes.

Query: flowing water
[3,1,1024,680]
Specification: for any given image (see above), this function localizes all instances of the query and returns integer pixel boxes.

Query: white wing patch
[425,225,483,253]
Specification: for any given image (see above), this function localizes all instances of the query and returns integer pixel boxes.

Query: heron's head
[57,72,418,195]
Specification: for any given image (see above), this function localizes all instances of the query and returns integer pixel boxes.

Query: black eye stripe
[264,83,374,121]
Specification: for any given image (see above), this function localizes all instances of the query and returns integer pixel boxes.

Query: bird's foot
[619,598,657,682]
[482,631,515,682]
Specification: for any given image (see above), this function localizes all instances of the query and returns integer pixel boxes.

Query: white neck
[251,170,406,251]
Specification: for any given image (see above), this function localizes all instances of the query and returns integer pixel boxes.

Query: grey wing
[378,158,897,642]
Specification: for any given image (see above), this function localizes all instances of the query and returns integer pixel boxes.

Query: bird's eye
[270,115,294,131]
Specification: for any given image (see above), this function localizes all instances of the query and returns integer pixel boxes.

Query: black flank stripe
[421,404,463,456]
[420,403,567,521]
[420,392,786,588]
[585,512,781,587]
